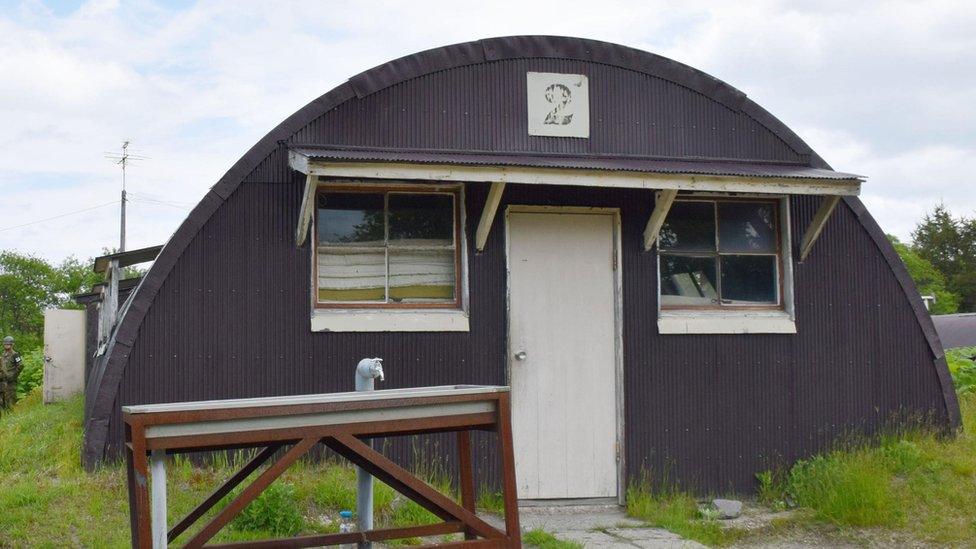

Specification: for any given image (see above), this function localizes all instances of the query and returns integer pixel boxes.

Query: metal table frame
[123,385,521,548]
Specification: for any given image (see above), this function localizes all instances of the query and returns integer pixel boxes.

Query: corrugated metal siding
[285,58,803,168]
[114,182,946,492]
[103,49,950,492]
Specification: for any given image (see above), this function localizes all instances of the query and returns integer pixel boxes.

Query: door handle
[514,351,527,361]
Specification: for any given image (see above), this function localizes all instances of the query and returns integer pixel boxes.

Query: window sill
[311,309,470,332]
[658,312,796,334]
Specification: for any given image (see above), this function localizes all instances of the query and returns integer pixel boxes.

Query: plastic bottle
[338,510,356,549]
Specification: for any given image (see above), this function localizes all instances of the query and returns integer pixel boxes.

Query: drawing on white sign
[527,72,590,138]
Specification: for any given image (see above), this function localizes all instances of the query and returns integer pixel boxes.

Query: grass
[626,388,976,546]
[5,373,976,547]
[752,389,976,545]
[0,391,465,547]
[476,484,505,515]
[625,475,746,547]
[522,528,582,548]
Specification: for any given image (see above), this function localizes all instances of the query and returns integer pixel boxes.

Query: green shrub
[15,348,44,399]
[947,346,976,393]
[230,482,304,535]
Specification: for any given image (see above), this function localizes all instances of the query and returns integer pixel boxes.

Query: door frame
[503,205,625,504]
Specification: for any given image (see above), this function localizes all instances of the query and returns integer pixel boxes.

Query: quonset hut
[83,36,959,498]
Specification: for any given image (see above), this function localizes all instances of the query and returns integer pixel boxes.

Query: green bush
[15,348,44,399]
[230,482,304,536]
[947,347,976,393]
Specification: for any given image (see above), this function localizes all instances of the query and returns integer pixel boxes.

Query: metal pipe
[150,449,167,549]
[354,358,384,548]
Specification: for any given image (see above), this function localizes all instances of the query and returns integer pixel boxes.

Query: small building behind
[933,313,976,349]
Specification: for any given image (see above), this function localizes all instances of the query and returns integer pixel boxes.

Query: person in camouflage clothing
[1,336,23,411]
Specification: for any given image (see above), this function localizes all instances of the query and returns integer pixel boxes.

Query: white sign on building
[526,72,590,138]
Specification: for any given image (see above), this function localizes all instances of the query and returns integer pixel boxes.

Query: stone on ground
[712,498,743,519]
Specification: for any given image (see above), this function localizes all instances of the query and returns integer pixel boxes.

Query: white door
[507,210,619,499]
[43,308,87,403]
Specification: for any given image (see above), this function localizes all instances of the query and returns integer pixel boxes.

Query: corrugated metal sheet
[932,314,976,349]
[109,182,948,492]
[288,57,805,166]
[86,36,956,494]
[289,145,863,181]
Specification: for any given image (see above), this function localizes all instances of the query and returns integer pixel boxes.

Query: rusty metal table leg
[129,426,152,548]
[457,430,476,540]
[496,393,521,546]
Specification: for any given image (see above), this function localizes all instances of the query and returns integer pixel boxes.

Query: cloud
[0,0,973,262]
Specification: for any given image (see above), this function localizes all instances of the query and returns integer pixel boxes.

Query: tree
[0,251,104,353]
[911,205,976,312]
[888,235,961,314]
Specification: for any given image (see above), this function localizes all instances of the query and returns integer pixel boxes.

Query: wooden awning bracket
[799,195,842,262]
[643,189,678,251]
[295,173,316,246]
[475,181,506,252]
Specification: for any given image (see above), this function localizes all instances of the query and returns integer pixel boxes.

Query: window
[315,187,461,309]
[658,198,783,309]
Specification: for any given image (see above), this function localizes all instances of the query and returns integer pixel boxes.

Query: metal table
[123,385,520,548]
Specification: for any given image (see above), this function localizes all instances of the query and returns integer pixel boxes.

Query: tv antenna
[105,141,148,252]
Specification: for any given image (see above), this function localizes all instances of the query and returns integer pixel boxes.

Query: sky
[0,0,974,262]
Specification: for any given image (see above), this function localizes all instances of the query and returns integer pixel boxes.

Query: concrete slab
[483,504,706,548]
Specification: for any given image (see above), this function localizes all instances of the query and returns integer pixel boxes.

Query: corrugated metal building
[933,313,976,349]
[82,36,959,497]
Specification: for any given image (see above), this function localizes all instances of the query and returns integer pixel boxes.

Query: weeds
[947,346,976,393]
[755,469,789,511]
[476,485,505,515]
[787,449,902,527]
[748,391,976,545]
[523,528,583,548]
[626,472,745,546]
[230,482,304,535]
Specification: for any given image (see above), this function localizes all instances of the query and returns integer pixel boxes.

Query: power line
[0,200,120,232]
[127,192,194,208]
[128,197,191,211]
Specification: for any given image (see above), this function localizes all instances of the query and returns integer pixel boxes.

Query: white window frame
[310,180,470,332]
[657,193,796,334]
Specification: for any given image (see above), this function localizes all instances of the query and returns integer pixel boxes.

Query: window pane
[659,201,716,252]
[317,193,385,246]
[660,255,718,306]
[389,194,454,245]
[317,248,386,302]
[389,248,456,302]
[720,255,777,304]
[718,202,777,253]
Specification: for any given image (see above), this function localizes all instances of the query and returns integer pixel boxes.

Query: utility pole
[105,141,146,253]
[119,141,128,252]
